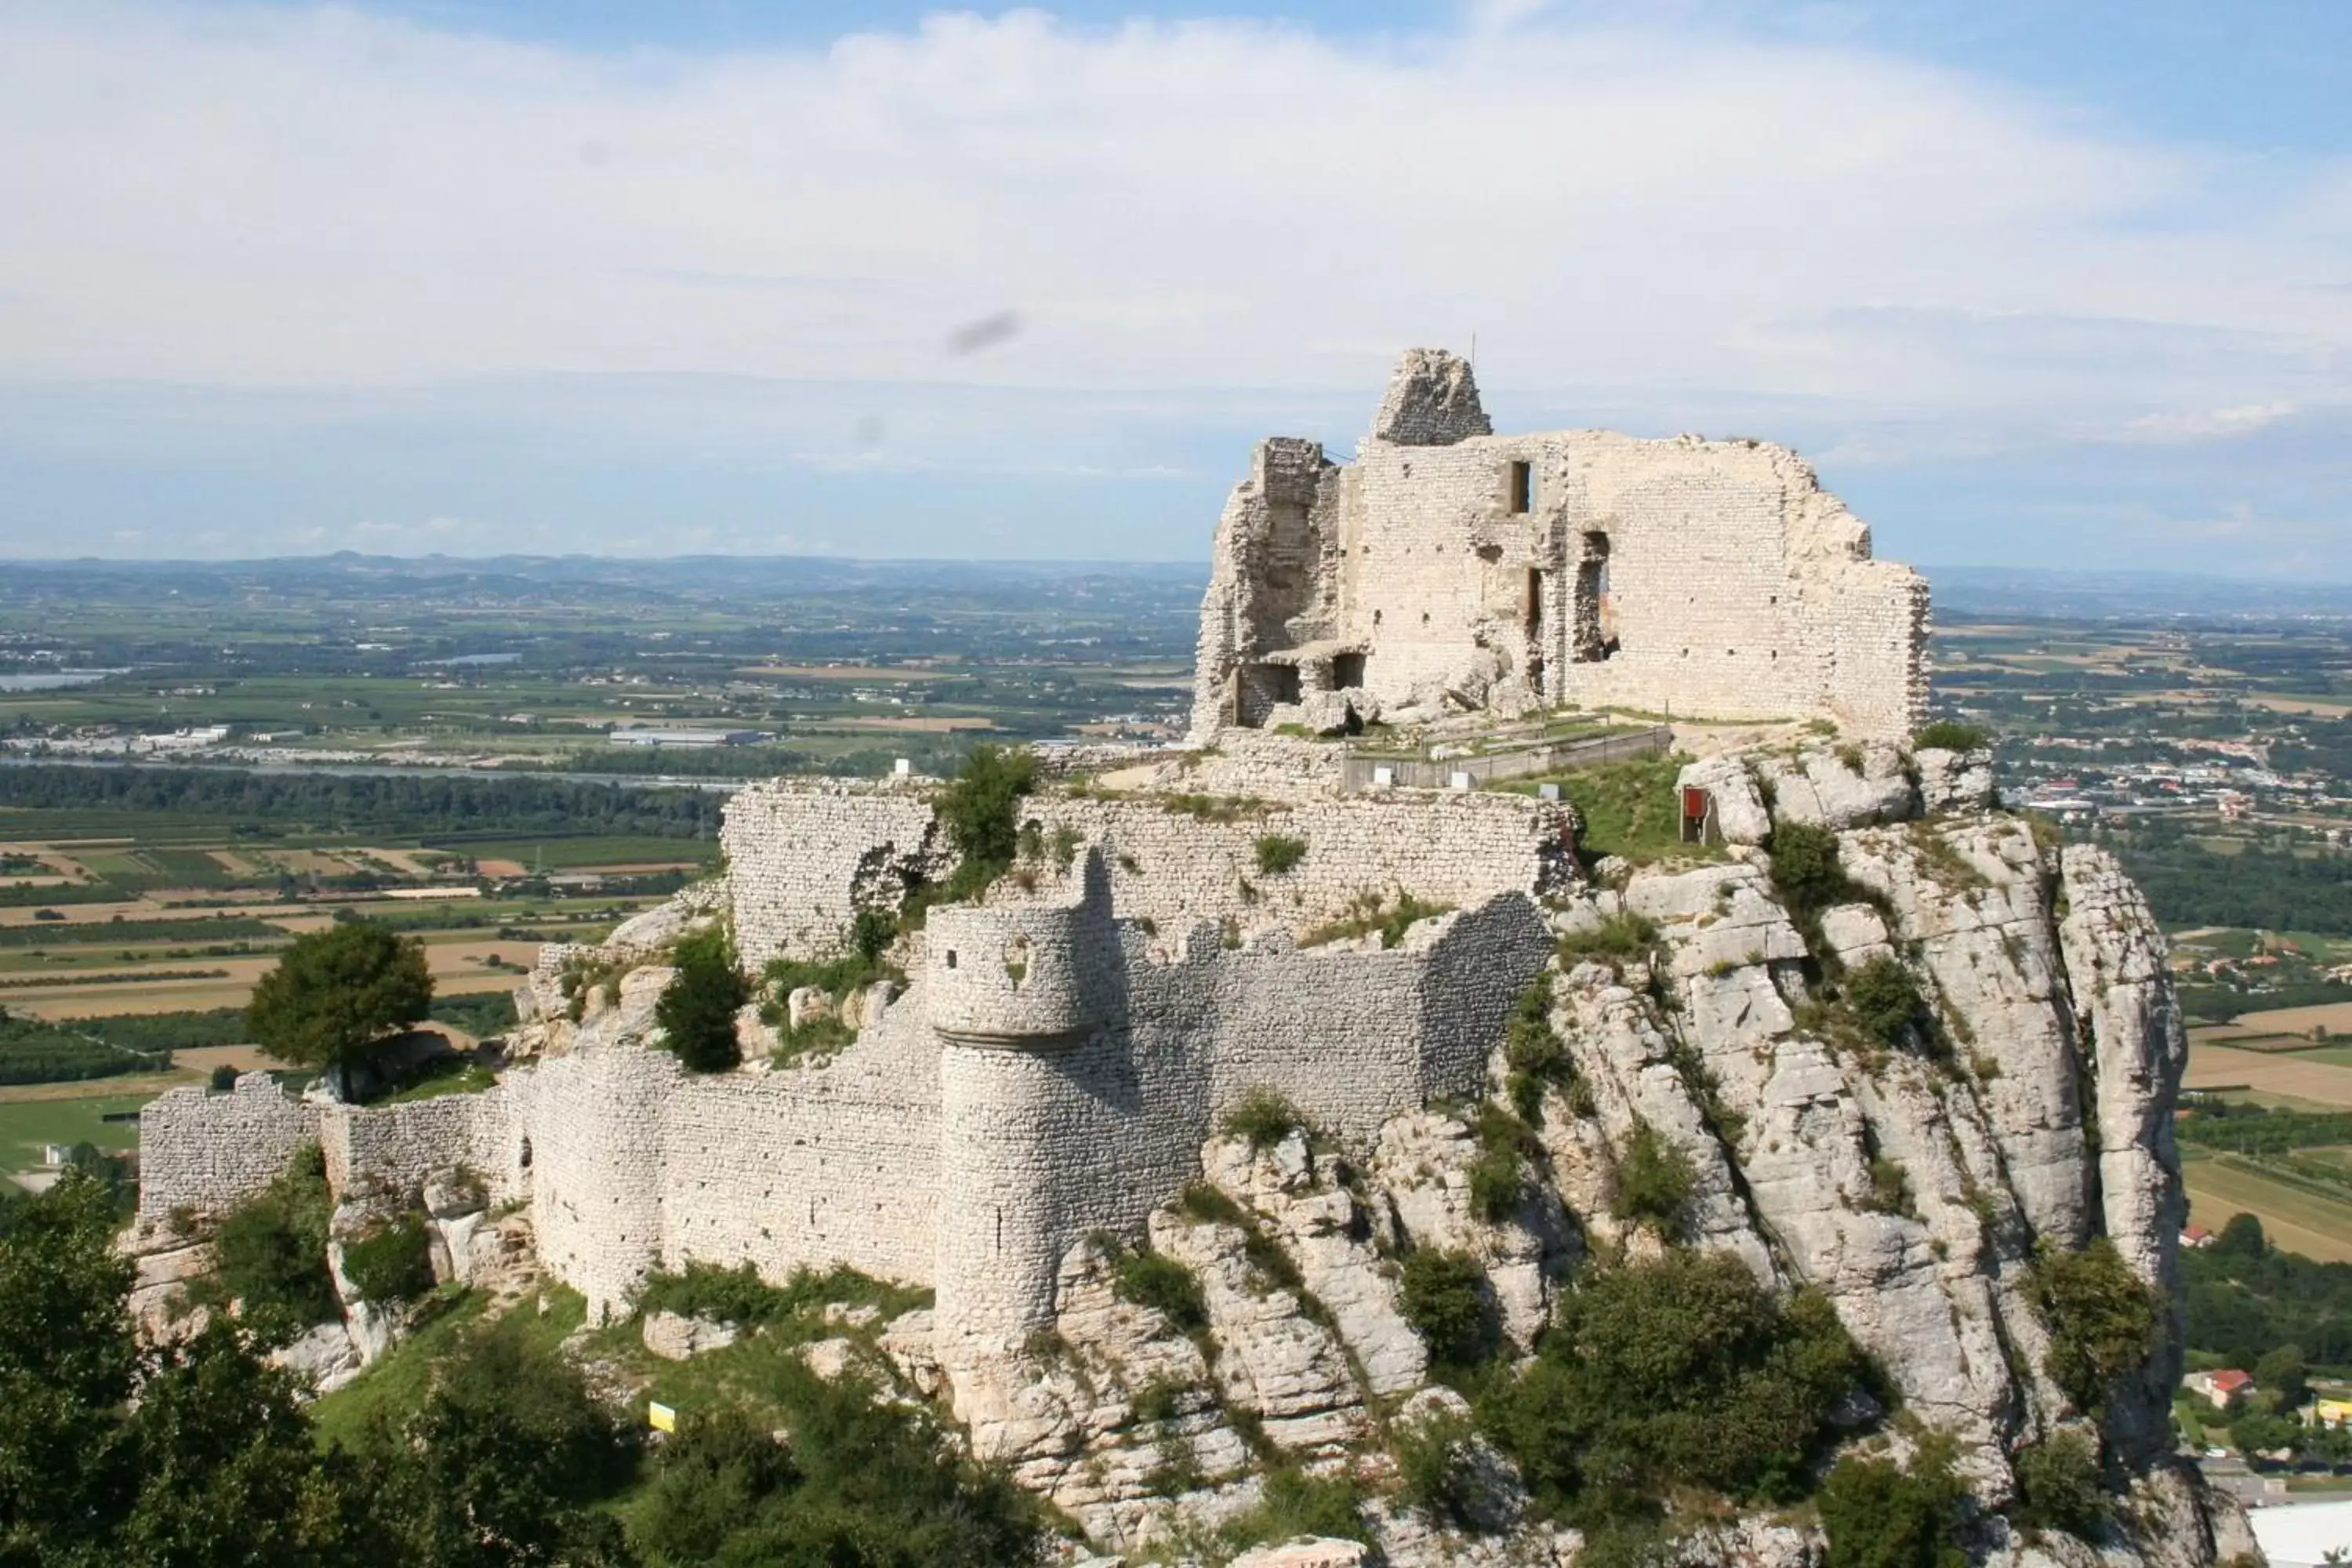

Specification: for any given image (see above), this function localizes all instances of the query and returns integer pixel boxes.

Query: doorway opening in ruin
[1506,460,1533,514]
[1571,532,1618,662]
[1237,661,1301,727]
[1332,652,1366,689]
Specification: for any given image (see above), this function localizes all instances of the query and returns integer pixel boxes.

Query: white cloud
[2116,401,2299,443]
[0,0,2343,429]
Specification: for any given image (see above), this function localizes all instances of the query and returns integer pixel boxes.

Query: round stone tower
[928,853,1121,1365]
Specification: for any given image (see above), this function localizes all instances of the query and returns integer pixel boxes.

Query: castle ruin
[1192,348,1929,739]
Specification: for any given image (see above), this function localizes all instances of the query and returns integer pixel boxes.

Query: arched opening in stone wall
[1004,934,1033,988]
[1332,651,1366,689]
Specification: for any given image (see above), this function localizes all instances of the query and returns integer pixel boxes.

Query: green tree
[246,920,431,1097]
[0,1170,137,1563]
[2027,1239,2161,1417]
[0,1171,365,1566]
[1818,1450,1966,1568]
[2211,1213,2266,1261]
[1480,1250,1867,1521]
[2256,1345,2309,1414]
[1846,956,1925,1045]
[368,1323,637,1567]
[655,929,749,1074]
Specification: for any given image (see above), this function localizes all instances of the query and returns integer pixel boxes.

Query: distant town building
[2186,1368,2255,1406]
[607,728,767,747]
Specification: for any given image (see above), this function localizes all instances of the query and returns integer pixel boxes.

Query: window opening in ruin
[1332,652,1366,688]
[1570,532,1617,662]
[944,949,958,970]
[1004,933,1033,989]
[1237,661,1301,727]
[1526,569,1544,636]
[1507,459,1533,514]
[517,1137,532,1171]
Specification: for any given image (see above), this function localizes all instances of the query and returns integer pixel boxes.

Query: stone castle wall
[136,1074,324,1225]
[724,778,946,967]
[1025,789,1574,942]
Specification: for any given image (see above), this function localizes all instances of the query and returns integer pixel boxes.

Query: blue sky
[2,0,2347,575]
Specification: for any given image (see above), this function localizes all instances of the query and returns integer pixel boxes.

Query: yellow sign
[648,1401,677,1434]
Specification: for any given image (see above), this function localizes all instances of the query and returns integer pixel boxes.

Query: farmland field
[2183,1044,2352,1109]
[0,1091,159,1163]
[2183,1150,2352,1264]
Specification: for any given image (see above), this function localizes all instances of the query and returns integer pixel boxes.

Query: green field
[0,1091,160,1163]
[2183,1149,2352,1264]
[429,835,716,868]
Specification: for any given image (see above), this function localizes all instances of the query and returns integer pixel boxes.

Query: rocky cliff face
[904,747,2257,1567]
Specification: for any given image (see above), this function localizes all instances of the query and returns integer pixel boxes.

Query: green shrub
[1766,822,1853,916]
[1219,1465,1370,1552]
[206,1145,336,1335]
[1504,973,1585,1120]
[1254,833,1308,876]
[656,927,748,1073]
[1818,1450,1966,1568]
[1221,1086,1301,1150]
[936,744,1038,898]
[1863,1156,1915,1218]
[1847,957,1926,1046]
[1469,1105,1537,1223]
[1177,1181,1247,1226]
[2011,1428,2107,1536]
[1913,720,1988,753]
[1112,1249,1207,1335]
[1555,911,1658,964]
[635,1260,920,1330]
[1398,1249,1494,1370]
[1299,889,1454,949]
[1482,1251,1869,1521]
[638,1260,792,1327]
[1612,1120,1696,1236]
[340,1213,434,1306]
[2027,1239,2161,1417]
[1394,1404,1494,1529]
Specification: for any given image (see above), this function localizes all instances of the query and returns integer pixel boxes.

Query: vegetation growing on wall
[656,927,749,1073]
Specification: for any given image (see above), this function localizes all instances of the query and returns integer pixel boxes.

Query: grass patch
[1501,754,1720,866]
[1299,889,1454,949]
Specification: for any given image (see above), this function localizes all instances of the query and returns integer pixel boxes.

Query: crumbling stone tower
[927,854,1169,1363]
[1192,348,1930,739]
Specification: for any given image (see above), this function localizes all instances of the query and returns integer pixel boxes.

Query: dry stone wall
[1024,789,1574,940]
[724,778,947,966]
[136,1074,322,1225]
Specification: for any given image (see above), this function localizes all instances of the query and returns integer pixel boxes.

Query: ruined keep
[1191,347,1930,739]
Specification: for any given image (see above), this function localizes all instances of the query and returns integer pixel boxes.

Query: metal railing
[1338,724,1672,793]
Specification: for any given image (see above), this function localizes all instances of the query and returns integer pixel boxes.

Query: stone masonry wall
[136,1074,323,1225]
[1023,789,1575,939]
[724,778,947,967]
